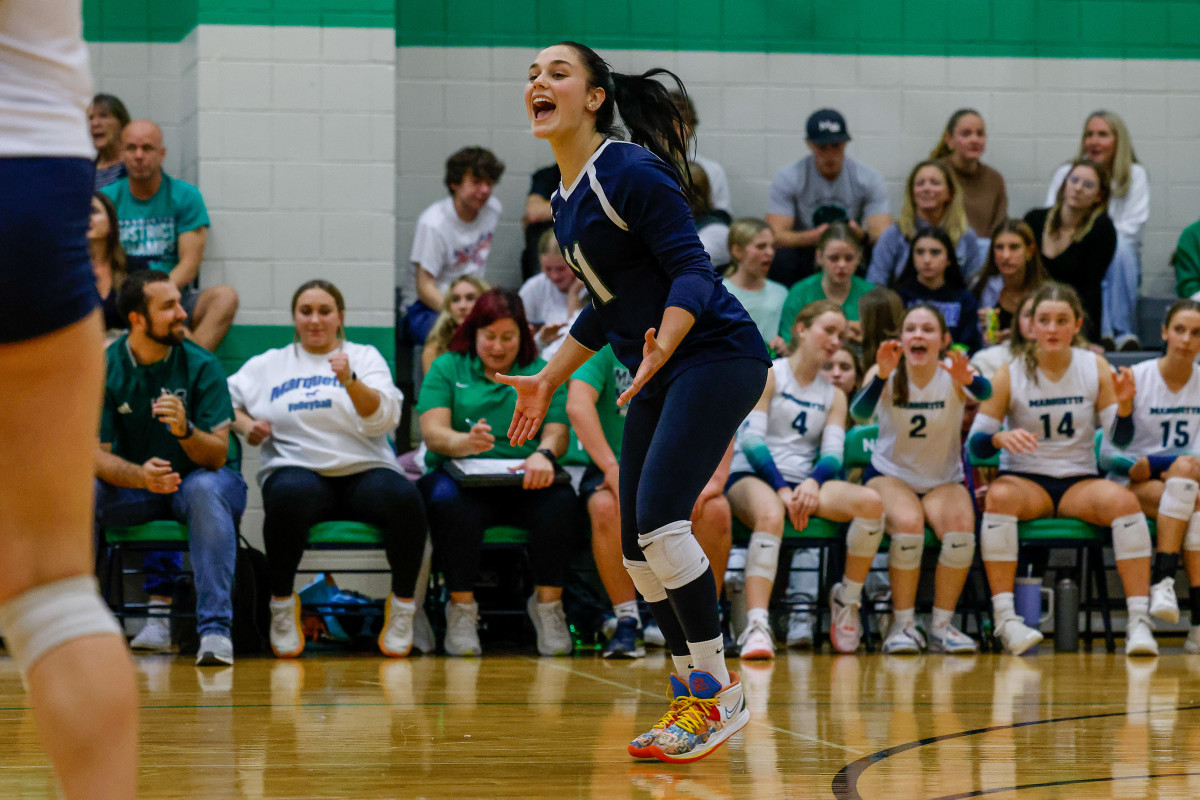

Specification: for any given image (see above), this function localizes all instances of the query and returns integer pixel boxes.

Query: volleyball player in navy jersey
[0,2,138,797]
[498,42,770,763]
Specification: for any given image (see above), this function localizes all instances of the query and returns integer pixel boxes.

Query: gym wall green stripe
[86,0,1200,59]
[214,325,396,378]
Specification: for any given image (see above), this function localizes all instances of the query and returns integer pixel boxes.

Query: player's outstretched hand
[876,340,902,379]
[496,372,554,446]
[940,348,974,386]
[1113,365,1136,407]
[618,328,667,407]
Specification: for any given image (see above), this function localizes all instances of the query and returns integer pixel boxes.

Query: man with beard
[95,271,245,666]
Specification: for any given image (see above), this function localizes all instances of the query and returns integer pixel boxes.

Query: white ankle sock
[893,607,915,630]
[1127,596,1149,615]
[688,635,730,686]
[840,578,864,605]
[671,654,692,681]
[746,607,769,627]
[992,591,1015,619]
[931,607,954,631]
[614,600,640,624]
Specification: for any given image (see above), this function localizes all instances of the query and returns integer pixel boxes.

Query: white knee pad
[938,530,976,570]
[846,516,884,559]
[0,575,121,679]
[1186,512,1200,552]
[980,513,1019,562]
[888,533,924,571]
[1111,512,1153,561]
[623,558,668,603]
[1159,477,1199,522]
[637,520,710,591]
[745,532,782,581]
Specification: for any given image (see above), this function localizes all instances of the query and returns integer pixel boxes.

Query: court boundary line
[926,770,1200,799]
[525,657,865,754]
[831,702,1200,800]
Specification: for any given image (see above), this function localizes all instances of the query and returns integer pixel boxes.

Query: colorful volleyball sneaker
[628,674,691,759]
[649,670,750,763]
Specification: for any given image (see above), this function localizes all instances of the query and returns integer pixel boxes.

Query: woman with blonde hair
[931,108,1008,239]
[421,274,488,374]
[867,159,983,286]
[1046,111,1148,349]
[722,217,786,351]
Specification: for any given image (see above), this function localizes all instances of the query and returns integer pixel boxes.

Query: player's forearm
[655,306,697,358]
[537,336,597,391]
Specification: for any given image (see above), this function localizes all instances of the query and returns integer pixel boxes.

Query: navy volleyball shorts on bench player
[0,157,98,343]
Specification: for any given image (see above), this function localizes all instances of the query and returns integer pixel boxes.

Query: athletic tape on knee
[846,517,884,559]
[745,532,782,581]
[1112,512,1153,561]
[637,520,710,590]
[980,513,1019,562]
[0,575,121,678]
[1159,478,1199,522]
[888,533,924,571]
[938,530,976,570]
[1185,512,1200,552]
[623,558,668,603]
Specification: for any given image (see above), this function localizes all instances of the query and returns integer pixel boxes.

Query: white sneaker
[882,624,926,654]
[643,619,666,648]
[527,596,572,656]
[1185,626,1200,654]
[786,612,814,648]
[736,617,775,660]
[928,623,979,654]
[444,601,481,657]
[829,583,863,654]
[1150,578,1180,624]
[196,633,234,666]
[130,614,171,652]
[1125,613,1159,657]
[379,595,415,658]
[412,606,435,655]
[269,594,304,658]
[994,615,1043,655]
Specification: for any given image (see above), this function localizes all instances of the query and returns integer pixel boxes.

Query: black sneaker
[603,616,645,659]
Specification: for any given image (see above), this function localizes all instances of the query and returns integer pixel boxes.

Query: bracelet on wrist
[536,448,558,465]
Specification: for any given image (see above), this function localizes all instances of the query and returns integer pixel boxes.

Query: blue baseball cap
[806,109,851,144]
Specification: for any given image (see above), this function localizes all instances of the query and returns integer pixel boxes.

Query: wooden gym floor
[3,648,1200,799]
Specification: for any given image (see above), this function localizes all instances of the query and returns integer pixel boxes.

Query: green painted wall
[84,0,1200,58]
[214,325,396,378]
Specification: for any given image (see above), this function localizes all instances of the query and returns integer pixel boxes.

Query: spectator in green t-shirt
[416,288,577,658]
[101,120,238,351]
[779,222,873,348]
[566,344,734,659]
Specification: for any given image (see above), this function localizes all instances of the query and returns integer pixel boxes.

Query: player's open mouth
[532,97,556,120]
[910,344,928,355]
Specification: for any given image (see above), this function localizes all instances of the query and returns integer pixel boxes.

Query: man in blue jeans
[95,271,245,666]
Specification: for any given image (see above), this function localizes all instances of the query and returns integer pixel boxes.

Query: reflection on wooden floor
[3,648,1200,798]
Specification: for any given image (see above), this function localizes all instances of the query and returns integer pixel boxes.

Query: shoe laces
[651,694,692,732]
[736,618,770,647]
[669,696,718,735]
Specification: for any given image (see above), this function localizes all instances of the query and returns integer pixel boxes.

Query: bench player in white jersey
[727,300,884,658]
[968,283,1155,656]
[1100,299,1200,648]
[850,304,991,654]
[0,2,138,797]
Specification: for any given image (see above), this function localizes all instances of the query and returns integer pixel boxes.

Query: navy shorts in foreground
[997,471,1101,513]
[0,157,98,343]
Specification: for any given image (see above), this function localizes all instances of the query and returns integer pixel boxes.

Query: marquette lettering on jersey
[1127,358,1200,457]
[873,368,965,492]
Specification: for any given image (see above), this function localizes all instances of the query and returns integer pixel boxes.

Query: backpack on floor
[231,535,270,655]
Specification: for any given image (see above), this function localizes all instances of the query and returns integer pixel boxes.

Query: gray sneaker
[412,606,436,654]
[444,601,481,657]
[196,633,234,666]
[130,615,171,652]
[527,595,572,656]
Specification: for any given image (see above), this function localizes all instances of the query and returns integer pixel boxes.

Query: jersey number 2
[909,415,927,438]
[562,243,615,305]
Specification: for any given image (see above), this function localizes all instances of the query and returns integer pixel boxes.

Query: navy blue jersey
[553,140,769,394]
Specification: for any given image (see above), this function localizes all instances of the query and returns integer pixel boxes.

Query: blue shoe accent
[603,616,646,659]
[668,673,689,698]
[688,670,722,699]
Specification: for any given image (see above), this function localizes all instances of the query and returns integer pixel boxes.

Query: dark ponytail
[559,41,695,203]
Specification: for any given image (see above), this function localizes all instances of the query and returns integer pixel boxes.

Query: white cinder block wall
[396,47,1200,298]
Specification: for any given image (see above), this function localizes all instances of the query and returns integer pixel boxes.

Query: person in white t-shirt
[406,147,505,343]
[519,229,586,360]
[668,90,731,215]
[228,280,428,660]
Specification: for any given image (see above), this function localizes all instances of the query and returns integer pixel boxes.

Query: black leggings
[418,467,578,593]
[261,466,428,598]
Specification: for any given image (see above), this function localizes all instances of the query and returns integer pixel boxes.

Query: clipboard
[444,457,571,488]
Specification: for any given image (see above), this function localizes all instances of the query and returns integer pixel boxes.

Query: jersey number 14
[1039,412,1075,440]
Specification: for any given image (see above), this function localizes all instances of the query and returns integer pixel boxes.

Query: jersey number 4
[562,243,615,305]
[1039,412,1075,440]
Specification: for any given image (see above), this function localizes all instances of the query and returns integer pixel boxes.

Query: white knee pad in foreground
[888,533,924,571]
[1186,512,1200,552]
[0,575,121,678]
[980,513,1019,562]
[1159,477,1199,522]
[623,558,667,603]
[846,517,885,559]
[1111,512,1153,561]
[938,530,976,569]
[637,520,710,590]
[745,532,781,581]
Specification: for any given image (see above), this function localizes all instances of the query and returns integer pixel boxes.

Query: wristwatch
[536,448,558,465]
[174,420,196,440]
[344,371,358,387]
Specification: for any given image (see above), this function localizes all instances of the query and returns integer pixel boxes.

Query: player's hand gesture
[940,349,975,386]
[789,478,820,530]
[618,328,668,407]
[246,419,272,446]
[994,428,1039,454]
[142,457,181,494]
[329,351,353,385]
[875,340,902,379]
[496,373,555,446]
[1113,365,1136,409]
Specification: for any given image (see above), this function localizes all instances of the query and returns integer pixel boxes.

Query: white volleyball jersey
[1124,358,1200,459]
[731,359,838,484]
[1001,348,1100,476]
[0,0,94,158]
[871,365,965,492]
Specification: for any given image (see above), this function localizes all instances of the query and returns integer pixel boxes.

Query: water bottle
[1054,576,1080,652]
